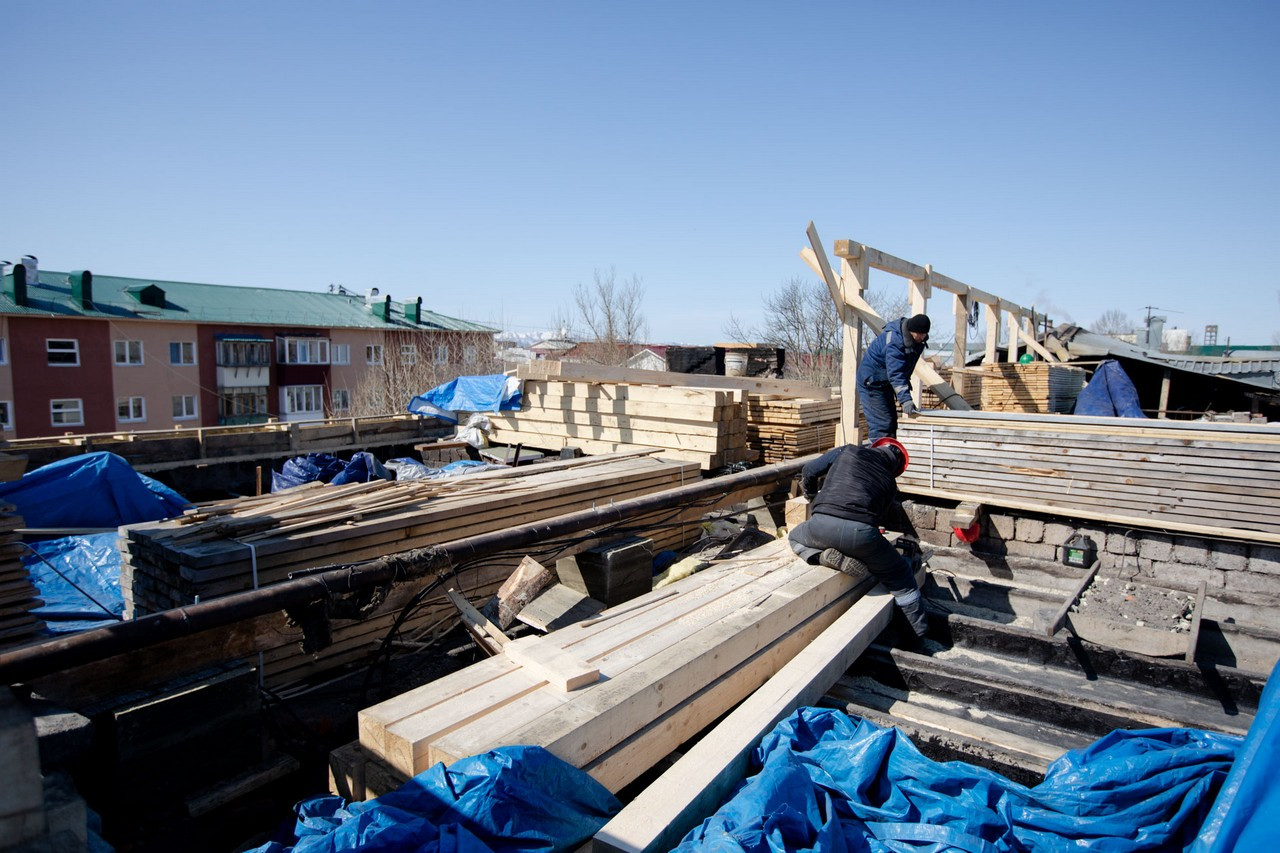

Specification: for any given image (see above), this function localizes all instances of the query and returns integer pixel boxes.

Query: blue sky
[5,1,1277,346]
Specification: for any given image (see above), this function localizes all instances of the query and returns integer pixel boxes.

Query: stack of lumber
[921,368,984,410]
[745,396,840,463]
[898,413,1280,543]
[488,378,752,470]
[0,505,44,650]
[976,363,1086,414]
[352,540,862,794]
[119,453,717,688]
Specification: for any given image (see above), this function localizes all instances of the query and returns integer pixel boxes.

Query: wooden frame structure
[800,223,1052,444]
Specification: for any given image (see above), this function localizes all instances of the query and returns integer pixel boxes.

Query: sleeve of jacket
[800,447,840,498]
[884,329,916,406]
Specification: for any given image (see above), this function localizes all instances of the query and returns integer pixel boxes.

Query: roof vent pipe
[70,270,93,309]
[406,296,423,324]
[365,287,380,306]
[3,261,28,306]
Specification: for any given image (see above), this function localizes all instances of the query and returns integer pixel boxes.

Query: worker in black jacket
[787,438,929,637]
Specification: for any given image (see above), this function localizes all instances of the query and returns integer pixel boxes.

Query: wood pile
[975,363,1086,414]
[745,397,840,463]
[921,368,984,410]
[354,540,861,793]
[488,378,753,470]
[0,506,44,650]
[898,414,1280,543]
[119,453,716,688]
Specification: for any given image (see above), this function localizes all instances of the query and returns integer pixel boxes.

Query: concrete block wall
[893,497,1280,601]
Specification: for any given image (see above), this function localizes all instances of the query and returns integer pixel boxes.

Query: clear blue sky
[5,1,1277,346]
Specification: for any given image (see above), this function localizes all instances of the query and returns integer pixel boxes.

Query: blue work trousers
[789,512,917,595]
[858,380,898,441]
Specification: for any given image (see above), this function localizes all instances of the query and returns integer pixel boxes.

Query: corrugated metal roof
[0,270,497,333]
[1053,326,1280,391]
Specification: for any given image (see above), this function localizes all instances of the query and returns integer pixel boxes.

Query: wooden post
[908,267,930,403]
[840,254,868,446]
[1158,369,1172,419]
[1006,310,1021,363]
[983,302,1001,364]
[255,465,263,497]
[952,292,969,398]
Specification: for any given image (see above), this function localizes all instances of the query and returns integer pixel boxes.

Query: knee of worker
[866,554,919,596]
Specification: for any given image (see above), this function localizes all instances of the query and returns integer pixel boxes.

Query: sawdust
[1073,576,1197,633]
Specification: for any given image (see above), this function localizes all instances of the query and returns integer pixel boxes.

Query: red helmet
[871,437,909,476]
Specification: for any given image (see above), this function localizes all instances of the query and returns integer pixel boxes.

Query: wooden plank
[591,586,896,853]
[1045,562,1100,638]
[1186,581,1207,663]
[502,635,600,692]
[519,362,830,401]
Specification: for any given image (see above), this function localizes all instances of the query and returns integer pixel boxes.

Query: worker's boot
[894,588,930,638]
[818,548,871,581]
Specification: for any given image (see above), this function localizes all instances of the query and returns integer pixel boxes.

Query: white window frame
[331,388,351,413]
[463,344,478,366]
[47,339,80,366]
[401,344,418,365]
[169,341,197,366]
[277,336,330,365]
[331,343,350,365]
[433,344,449,364]
[0,337,8,365]
[50,398,84,426]
[282,384,324,417]
[114,339,144,366]
[172,395,198,420]
[0,400,12,431]
[366,344,383,365]
[117,396,146,423]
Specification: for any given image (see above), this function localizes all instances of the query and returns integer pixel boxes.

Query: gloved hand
[902,399,919,417]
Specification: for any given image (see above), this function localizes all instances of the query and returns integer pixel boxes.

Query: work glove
[901,399,919,417]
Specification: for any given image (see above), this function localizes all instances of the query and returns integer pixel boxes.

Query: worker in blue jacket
[857,314,930,440]
[787,438,929,638]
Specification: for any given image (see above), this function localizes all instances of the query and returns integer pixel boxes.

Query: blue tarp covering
[1193,659,1280,851]
[23,533,123,633]
[247,745,619,853]
[0,452,189,528]
[408,375,522,423]
[272,452,392,492]
[677,708,1239,853]
[1074,359,1146,418]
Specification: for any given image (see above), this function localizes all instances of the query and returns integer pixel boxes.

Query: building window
[218,387,268,421]
[434,344,449,364]
[283,385,324,417]
[217,339,271,367]
[47,339,80,366]
[117,396,146,423]
[277,336,330,365]
[114,340,144,366]
[50,398,84,426]
[169,341,196,365]
[401,344,418,365]
[0,338,7,365]
[366,345,383,365]
[331,344,350,365]
[331,388,351,413]
[0,401,11,430]
[463,344,478,366]
[172,395,198,420]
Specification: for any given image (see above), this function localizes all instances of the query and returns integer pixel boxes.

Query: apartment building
[0,257,497,439]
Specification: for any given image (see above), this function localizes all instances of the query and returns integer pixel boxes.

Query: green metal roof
[0,269,498,333]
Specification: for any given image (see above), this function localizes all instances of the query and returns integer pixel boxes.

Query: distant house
[626,346,668,372]
[0,257,497,438]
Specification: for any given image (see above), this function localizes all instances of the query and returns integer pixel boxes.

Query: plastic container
[1062,534,1097,568]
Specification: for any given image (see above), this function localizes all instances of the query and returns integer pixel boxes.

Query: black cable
[19,542,124,620]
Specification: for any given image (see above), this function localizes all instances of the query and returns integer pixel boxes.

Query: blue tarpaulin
[676,708,1239,853]
[23,533,123,633]
[247,745,619,853]
[272,452,392,492]
[408,375,522,423]
[1074,359,1146,418]
[0,452,189,528]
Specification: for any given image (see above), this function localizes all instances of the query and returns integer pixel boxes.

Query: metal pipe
[0,456,812,685]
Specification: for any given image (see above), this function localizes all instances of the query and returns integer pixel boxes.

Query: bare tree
[347,330,500,418]
[570,268,648,365]
[1092,309,1134,337]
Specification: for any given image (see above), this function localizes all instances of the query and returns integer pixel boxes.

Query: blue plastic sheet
[272,452,392,492]
[23,532,123,633]
[677,708,1238,853]
[1193,659,1280,851]
[1074,360,1146,418]
[247,745,619,853]
[0,452,189,528]
[408,375,522,423]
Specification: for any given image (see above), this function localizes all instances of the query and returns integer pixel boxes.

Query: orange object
[871,437,909,475]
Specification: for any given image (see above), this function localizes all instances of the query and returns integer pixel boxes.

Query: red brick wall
[10,317,115,437]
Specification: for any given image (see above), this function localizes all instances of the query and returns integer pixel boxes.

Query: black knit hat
[906,314,931,335]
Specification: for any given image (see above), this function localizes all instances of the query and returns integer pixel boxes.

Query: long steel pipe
[0,456,812,685]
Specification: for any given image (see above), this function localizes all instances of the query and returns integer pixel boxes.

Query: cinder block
[1014,518,1045,544]
[1172,538,1210,567]
[1004,540,1058,561]
[1138,534,1174,562]
[988,514,1015,540]
[1105,531,1138,556]
[0,688,46,846]
[906,503,937,531]
[1044,523,1076,547]
[916,528,951,548]
[1210,541,1249,572]
[1226,570,1280,596]
[1248,544,1280,576]
[1145,561,1225,592]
